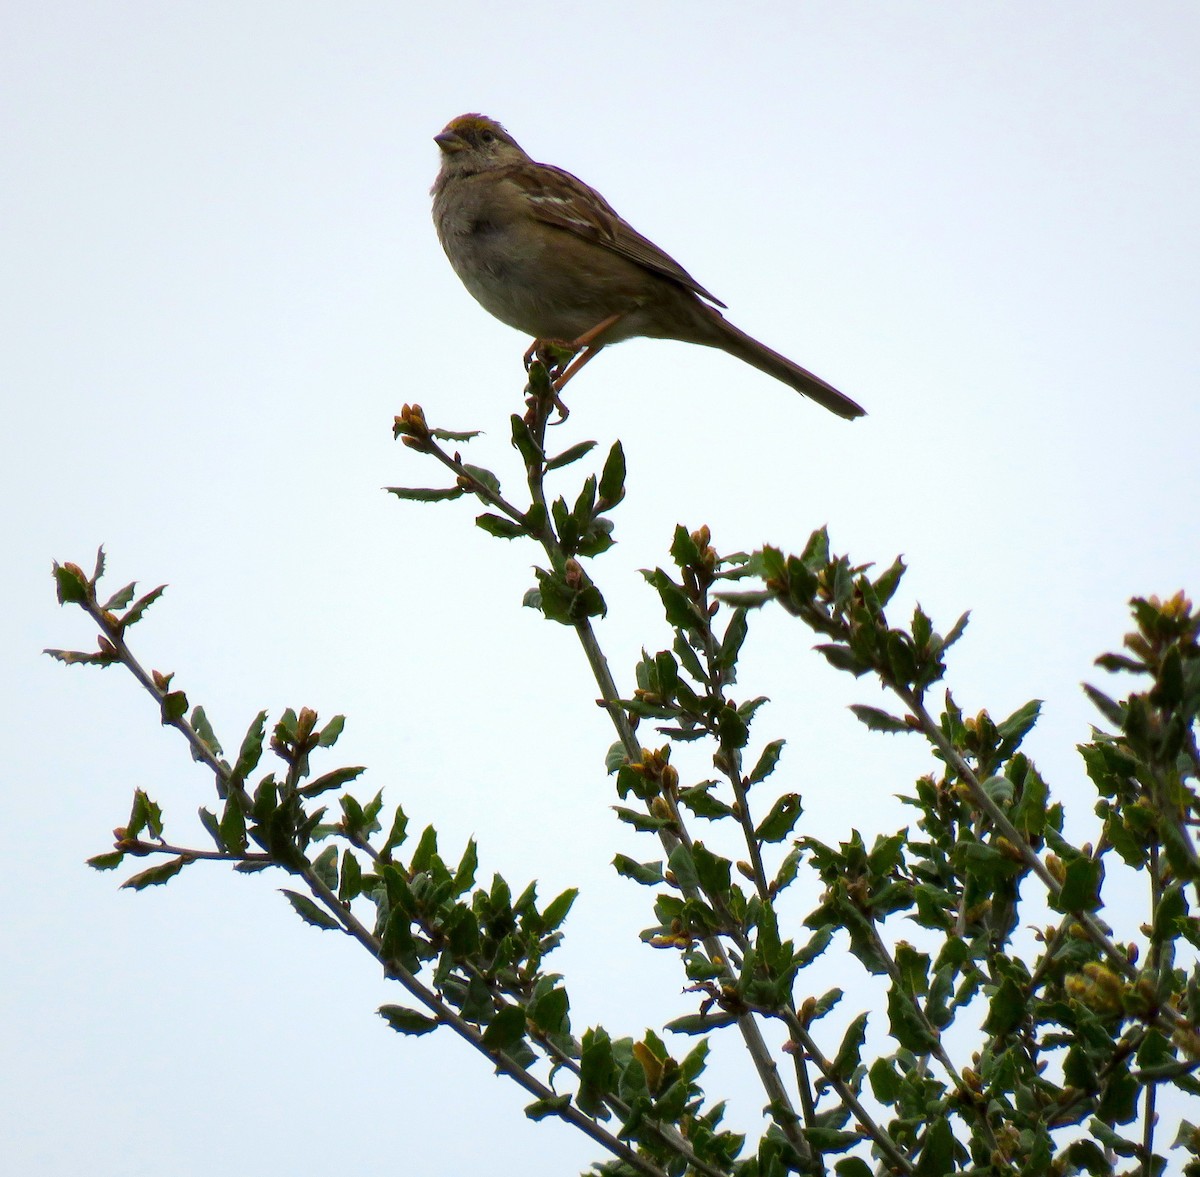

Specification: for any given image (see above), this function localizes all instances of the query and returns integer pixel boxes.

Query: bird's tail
[707,314,866,420]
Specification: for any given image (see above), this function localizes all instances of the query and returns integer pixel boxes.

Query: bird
[430,113,865,420]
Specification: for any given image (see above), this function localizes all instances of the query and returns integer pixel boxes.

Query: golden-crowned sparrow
[431,114,865,420]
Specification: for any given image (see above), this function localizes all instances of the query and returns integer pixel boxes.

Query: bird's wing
[507,161,727,308]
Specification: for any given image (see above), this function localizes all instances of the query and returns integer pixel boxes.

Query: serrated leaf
[281,889,341,931]
[748,739,785,785]
[100,581,137,611]
[461,463,500,497]
[122,584,166,629]
[378,1004,438,1035]
[385,486,464,502]
[453,838,479,895]
[232,711,268,783]
[756,794,803,843]
[317,715,345,747]
[541,888,577,933]
[664,1011,737,1034]
[830,1012,869,1081]
[525,1094,572,1120]
[597,441,626,509]
[381,806,409,858]
[312,845,338,889]
[1054,856,1103,913]
[545,439,597,471]
[122,856,187,890]
[299,765,365,798]
[717,608,749,672]
[667,844,700,891]
[87,850,125,871]
[429,426,480,442]
[815,644,869,676]
[219,796,247,854]
[52,561,90,604]
[481,1003,527,1050]
[475,512,526,539]
[1082,683,1125,728]
[613,854,664,885]
[848,704,909,734]
[997,699,1041,752]
[189,706,223,760]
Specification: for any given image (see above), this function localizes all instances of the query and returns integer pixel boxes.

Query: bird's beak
[434,131,467,154]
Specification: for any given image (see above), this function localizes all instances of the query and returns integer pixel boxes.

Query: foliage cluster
[50,370,1200,1175]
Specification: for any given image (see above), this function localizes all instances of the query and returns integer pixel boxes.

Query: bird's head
[434,114,528,176]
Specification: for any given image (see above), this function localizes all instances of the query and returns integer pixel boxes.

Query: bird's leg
[525,313,625,423]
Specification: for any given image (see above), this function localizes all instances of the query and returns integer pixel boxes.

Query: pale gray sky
[4,4,1199,1175]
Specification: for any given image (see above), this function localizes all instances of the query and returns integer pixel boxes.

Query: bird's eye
[480,131,494,144]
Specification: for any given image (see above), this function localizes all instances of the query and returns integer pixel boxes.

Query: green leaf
[312,845,338,889]
[830,1012,869,1081]
[664,1011,737,1034]
[475,512,526,539]
[281,889,341,931]
[161,690,188,723]
[378,1004,438,1035]
[643,568,704,631]
[1010,765,1049,837]
[525,1094,572,1120]
[941,610,970,652]
[667,844,700,891]
[1053,856,1103,913]
[1083,683,1125,728]
[868,1058,902,1104]
[546,439,597,471]
[481,1003,527,1050]
[669,524,701,569]
[317,715,345,747]
[597,441,626,509]
[748,739,786,785]
[87,850,125,871]
[529,985,569,1034]
[717,609,749,672]
[914,1115,956,1177]
[886,986,938,1053]
[509,413,541,468]
[43,647,116,666]
[189,706,223,759]
[460,464,501,497]
[834,1159,874,1177]
[52,561,91,604]
[219,796,247,854]
[541,888,578,932]
[385,485,464,502]
[613,855,664,886]
[122,584,166,628]
[996,699,1042,755]
[848,704,909,734]
[340,849,364,902]
[982,976,1026,1036]
[299,765,365,798]
[122,856,187,890]
[678,781,734,819]
[381,805,409,858]
[691,842,732,895]
[815,644,869,676]
[232,711,268,784]
[755,794,803,843]
[102,580,136,611]
[130,788,164,839]
[453,838,478,895]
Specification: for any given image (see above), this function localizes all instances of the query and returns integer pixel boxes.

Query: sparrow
[431,114,864,420]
